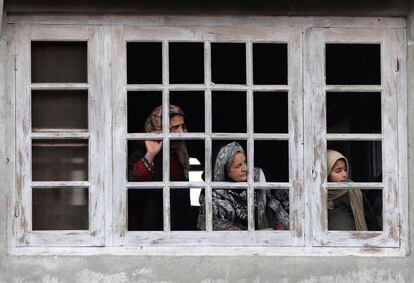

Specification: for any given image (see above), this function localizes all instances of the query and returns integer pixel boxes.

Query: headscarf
[144,104,190,179]
[213,141,245,182]
[327,149,367,231]
[199,142,289,230]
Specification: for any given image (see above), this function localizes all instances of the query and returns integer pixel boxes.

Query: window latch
[14,201,19,217]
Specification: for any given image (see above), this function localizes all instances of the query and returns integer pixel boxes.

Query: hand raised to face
[145,139,163,162]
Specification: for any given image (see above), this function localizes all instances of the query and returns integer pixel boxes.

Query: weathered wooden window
[306,28,404,247]
[112,26,304,247]
[13,25,109,246]
[9,18,407,255]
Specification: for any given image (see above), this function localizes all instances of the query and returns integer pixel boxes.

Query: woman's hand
[145,140,163,162]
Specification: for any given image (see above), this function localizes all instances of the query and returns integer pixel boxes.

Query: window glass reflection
[31,41,87,83]
[32,139,88,181]
[32,188,88,230]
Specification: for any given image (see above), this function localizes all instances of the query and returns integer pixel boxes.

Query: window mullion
[246,41,255,232]
[204,41,213,232]
[162,40,171,232]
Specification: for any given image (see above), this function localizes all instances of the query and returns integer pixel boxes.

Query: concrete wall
[3,0,410,16]
[1,1,414,282]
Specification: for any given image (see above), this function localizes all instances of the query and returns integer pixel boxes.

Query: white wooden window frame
[11,24,111,247]
[305,28,406,248]
[112,25,304,247]
[6,15,408,256]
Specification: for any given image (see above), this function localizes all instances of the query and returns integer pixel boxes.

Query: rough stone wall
[1,1,413,282]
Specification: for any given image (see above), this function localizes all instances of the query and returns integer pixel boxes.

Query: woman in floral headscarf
[327,149,367,231]
[197,142,289,231]
[128,104,192,231]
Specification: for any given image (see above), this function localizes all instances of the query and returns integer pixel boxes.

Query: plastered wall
[1,1,414,282]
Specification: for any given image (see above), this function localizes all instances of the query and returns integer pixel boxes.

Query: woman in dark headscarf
[131,104,189,181]
[197,142,289,231]
[128,104,192,231]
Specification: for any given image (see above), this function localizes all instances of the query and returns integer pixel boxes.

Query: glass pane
[32,139,88,181]
[212,91,246,133]
[212,140,247,182]
[170,139,205,182]
[127,91,162,133]
[128,189,163,231]
[212,188,247,231]
[211,43,246,84]
[32,188,88,230]
[327,141,382,182]
[32,90,88,131]
[254,188,289,230]
[327,92,381,134]
[326,44,381,85]
[170,91,204,132]
[254,92,288,133]
[127,42,162,84]
[169,42,204,84]
[31,41,87,83]
[128,140,163,182]
[254,140,289,182]
[327,189,382,231]
[171,188,199,231]
[253,43,287,85]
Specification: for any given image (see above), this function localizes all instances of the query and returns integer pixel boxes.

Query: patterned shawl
[198,142,290,230]
[144,105,190,179]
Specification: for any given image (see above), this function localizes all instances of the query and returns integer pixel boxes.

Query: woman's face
[328,159,348,182]
[227,152,248,182]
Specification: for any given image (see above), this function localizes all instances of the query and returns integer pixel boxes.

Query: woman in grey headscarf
[197,142,289,231]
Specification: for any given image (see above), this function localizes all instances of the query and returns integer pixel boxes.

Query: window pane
[253,43,287,85]
[127,42,162,84]
[32,139,88,181]
[169,42,204,84]
[212,188,247,231]
[128,189,163,231]
[327,141,382,182]
[128,140,163,182]
[254,140,289,182]
[170,91,205,132]
[171,188,199,231]
[327,92,381,134]
[326,44,381,85]
[254,188,289,230]
[327,189,382,231]
[32,90,88,131]
[31,41,87,83]
[127,91,162,133]
[212,140,247,182]
[211,43,246,84]
[32,188,88,230]
[170,139,205,182]
[212,91,246,133]
[254,92,288,133]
